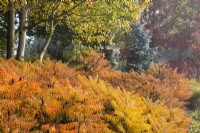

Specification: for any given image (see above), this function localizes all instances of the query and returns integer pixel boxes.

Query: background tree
[16,1,34,61]
[126,24,155,71]
[27,0,150,61]
[141,0,200,78]
[1,0,150,62]
[6,0,15,59]
[0,0,39,60]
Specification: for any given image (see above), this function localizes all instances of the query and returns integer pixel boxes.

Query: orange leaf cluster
[0,58,192,132]
[78,52,193,107]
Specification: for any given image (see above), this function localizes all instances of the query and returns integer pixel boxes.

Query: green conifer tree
[126,24,156,71]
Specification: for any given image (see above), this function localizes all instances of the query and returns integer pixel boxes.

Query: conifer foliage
[126,24,155,72]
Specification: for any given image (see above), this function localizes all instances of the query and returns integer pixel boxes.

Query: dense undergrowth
[189,80,200,133]
[0,54,194,132]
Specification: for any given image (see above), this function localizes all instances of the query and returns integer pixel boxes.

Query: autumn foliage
[0,56,192,132]
[78,52,193,107]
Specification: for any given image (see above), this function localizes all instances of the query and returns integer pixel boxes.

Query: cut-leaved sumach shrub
[78,51,193,107]
[0,59,191,132]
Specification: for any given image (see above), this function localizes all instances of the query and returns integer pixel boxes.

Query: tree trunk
[6,2,15,59]
[38,3,62,62]
[39,32,53,62]
[16,8,28,61]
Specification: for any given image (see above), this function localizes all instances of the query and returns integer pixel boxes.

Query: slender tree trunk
[6,2,15,59]
[39,32,53,62]
[16,8,28,61]
[38,3,61,62]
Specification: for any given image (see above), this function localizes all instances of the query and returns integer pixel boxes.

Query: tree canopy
[0,0,150,61]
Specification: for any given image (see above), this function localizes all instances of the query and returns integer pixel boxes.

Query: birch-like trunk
[39,31,54,62]
[16,8,28,61]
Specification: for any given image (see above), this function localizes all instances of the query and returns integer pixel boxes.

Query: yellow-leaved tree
[0,0,150,61]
